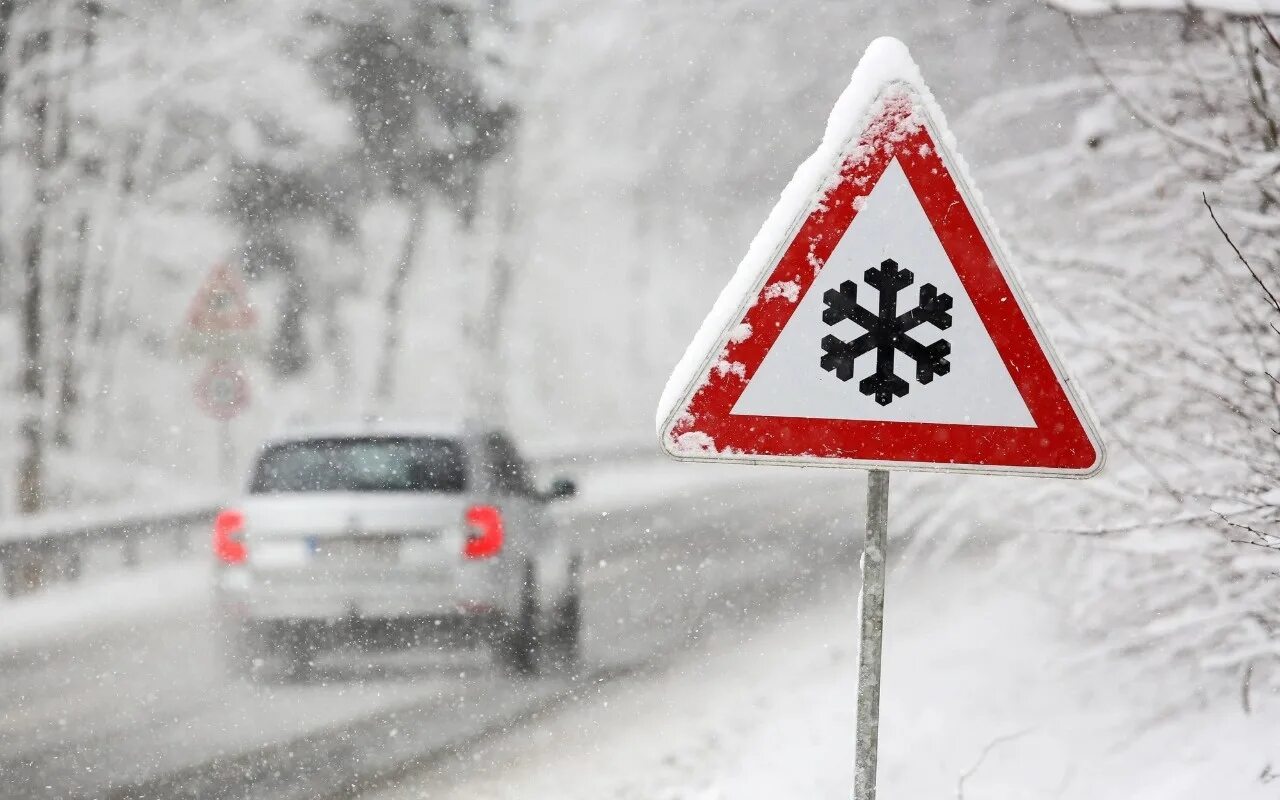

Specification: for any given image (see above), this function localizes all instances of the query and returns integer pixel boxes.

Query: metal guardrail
[0,500,219,598]
[0,439,658,599]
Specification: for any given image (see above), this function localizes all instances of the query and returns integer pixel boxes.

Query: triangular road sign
[656,37,1103,477]
[187,263,256,334]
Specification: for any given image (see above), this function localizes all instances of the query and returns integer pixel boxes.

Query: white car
[212,421,580,680]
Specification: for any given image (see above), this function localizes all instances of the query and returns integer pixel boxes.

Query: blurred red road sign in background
[195,359,250,421]
[187,263,255,334]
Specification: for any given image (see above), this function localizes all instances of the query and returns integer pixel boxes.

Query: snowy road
[0,463,859,799]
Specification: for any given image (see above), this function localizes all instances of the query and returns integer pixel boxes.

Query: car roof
[262,418,472,447]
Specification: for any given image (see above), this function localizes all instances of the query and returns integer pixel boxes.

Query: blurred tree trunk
[11,0,82,511]
[13,2,57,515]
[464,0,522,425]
[473,204,515,424]
[373,194,428,405]
[0,0,18,516]
[466,133,523,425]
[52,213,87,448]
[52,3,100,448]
[18,222,44,514]
[89,109,164,447]
[320,277,352,400]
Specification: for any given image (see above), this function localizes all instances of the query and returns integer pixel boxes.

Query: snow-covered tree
[1027,1,1280,701]
[0,0,351,514]
[309,0,517,405]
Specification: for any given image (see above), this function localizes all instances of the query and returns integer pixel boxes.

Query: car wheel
[495,564,540,676]
[550,560,583,668]
[217,618,264,681]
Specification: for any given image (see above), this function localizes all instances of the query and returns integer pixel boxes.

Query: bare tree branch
[1215,509,1280,546]
[1203,192,1280,316]
[1257,15,1280,54]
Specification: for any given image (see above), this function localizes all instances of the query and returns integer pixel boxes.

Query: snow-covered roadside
[0,561,209,654]
[367,549,1279,800]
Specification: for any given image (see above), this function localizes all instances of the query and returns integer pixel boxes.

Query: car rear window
[250,437,467,494]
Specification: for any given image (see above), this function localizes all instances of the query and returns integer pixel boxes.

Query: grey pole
[854,468,889,799]
[220,420,235,488]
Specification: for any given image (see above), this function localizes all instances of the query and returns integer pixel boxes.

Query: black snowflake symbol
[820,258,953,406]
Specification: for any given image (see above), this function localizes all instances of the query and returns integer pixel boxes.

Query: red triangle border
[663,89,1101,475]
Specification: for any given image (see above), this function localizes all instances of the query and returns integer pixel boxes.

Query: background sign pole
[854,468,889,799]
[220,420,235,489]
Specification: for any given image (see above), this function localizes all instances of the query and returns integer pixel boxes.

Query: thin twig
[1233,538,1280,551]
[1202,192,1280,316]
[956,729,1034,800]
[1216,509,1280,544]
[1057,505,1273,537]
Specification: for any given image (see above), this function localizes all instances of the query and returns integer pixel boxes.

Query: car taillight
[464,505,503,559]
[213,509,247,565]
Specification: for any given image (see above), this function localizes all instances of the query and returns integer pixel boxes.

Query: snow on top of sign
[656,37,994,450]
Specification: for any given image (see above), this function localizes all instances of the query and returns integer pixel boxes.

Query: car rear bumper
[215,564,511,622]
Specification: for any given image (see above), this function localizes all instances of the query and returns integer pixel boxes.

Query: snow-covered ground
[366,546,1279,800]
[0,561,207,654]
[3,463,1273,799]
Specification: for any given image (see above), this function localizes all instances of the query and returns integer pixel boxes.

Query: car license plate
[315,537,401,565]
[251,540,310,568]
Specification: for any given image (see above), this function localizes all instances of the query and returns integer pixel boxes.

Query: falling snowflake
[819,258,953,406]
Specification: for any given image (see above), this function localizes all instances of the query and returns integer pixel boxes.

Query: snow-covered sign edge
[654,35,1107,478]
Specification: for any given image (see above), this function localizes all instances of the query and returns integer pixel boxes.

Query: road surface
[0,462,860,800]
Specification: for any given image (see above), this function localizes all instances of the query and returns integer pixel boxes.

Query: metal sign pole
[220,420,235,489]
[854,468,889,799]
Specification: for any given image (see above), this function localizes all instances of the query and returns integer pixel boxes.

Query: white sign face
[730,159,1035,428]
